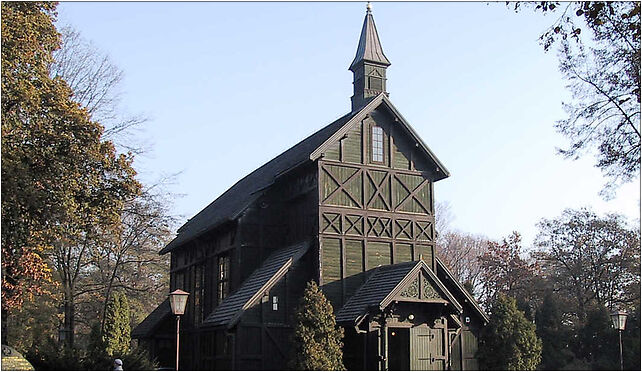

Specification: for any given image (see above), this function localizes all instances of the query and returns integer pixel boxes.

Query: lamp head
[610,310,628,331]
[169,289,190,315]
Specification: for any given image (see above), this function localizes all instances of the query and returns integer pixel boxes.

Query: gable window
[217,255,230,305]
[372,126,384,163]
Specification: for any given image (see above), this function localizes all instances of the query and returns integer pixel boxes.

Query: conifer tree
[102,292,131,357]
[535,292,576,370]
[289,281,345,371]
[478,294,542,370]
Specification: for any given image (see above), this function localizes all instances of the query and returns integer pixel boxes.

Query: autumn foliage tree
[478,232,540,311]
[1,0,139,343]
[289,281,345,371]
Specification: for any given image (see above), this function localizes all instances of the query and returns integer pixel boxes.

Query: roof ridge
[161,111,357,254]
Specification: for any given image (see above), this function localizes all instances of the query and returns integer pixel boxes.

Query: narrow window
[372,126,384,163]
[272,296,279,311]
[217,255,230,305]
[194,264,204,324]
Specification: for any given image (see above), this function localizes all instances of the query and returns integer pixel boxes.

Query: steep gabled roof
[311,93,450,180]
[336,260,462,326]
[132,298,171,338]
[160,112,356,254]
[161,93,449,255]
[203,241,309,329]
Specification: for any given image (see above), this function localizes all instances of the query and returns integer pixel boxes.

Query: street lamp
[610,310,628,371]
[169,289,189,371]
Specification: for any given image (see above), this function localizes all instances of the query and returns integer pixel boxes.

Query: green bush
[289,281,345,370]
[103,292,132,357]
[478,294,542,370]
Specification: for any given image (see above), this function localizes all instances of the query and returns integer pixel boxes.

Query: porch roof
[336,260,462,326]
[203,241,309,329]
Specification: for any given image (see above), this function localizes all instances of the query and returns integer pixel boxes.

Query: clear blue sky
[56,1,640,247]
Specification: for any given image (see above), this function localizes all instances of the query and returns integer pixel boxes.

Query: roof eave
[380,96,451,180]
[380,261,463,313]
[310,94,450,182]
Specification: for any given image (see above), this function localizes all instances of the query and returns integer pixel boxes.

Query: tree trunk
[1,308,8,345]
[63,288,75,348]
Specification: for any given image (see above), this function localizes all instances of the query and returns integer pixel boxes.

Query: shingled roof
[160,111,356,254]
[336,260,462,326]
[162,90,450,256]
[203,241,309,328]
[132,298,171,338]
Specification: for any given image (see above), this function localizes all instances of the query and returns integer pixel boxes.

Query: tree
[102,291,131,357]
[478,294,542,370]
[93,185,173,332]
[478,232,540,311]
[511,2,640,197]
[535,208,640,321]
[1,0,139,316]
[535,292,577,370]
[434,201,455,238]
[436,231,488,298]
[289,281,345,371]
[50,26,147,152]
[45,184,172,349]
[573,302,619,370]
[434,201,488,299]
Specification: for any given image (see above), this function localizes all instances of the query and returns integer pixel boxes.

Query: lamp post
[610,310,628,371]
[169,289,189,371]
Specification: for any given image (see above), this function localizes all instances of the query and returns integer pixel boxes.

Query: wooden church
[133,5,488,370]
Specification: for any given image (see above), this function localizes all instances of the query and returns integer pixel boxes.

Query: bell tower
[350,3,391,111]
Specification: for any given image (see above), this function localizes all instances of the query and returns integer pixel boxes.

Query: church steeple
[350,3,391,111]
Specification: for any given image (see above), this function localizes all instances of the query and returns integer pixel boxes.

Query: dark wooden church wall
[235,252,314,370]
[237,162,318,286]
[318,106,438,310]
[165,216,242,370]
[169,163,318,370]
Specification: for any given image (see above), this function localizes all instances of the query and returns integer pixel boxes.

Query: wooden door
[410,326,446,370]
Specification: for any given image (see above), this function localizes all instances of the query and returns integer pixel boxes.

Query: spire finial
[366,2,372,14]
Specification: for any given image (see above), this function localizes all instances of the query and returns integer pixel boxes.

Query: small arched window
[372,126,384,163]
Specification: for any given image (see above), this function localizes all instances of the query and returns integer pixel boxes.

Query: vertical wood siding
[321,237,343,307]
[318,106,440,311]
[367,241,391,269]
[394,243,413,263]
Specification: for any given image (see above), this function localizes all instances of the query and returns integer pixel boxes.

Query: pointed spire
[349,3,391,71]
[349,3,391,111]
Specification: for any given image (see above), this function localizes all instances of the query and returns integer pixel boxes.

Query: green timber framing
[133,7,488,371]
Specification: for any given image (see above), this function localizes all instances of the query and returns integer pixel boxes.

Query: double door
[387,324,447,371]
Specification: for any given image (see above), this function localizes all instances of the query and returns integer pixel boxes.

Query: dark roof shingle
[132,298,171,338]
[336,261,417,324]
[336,260,464,325]
[203,241,309,328]
[160,113,356,254]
